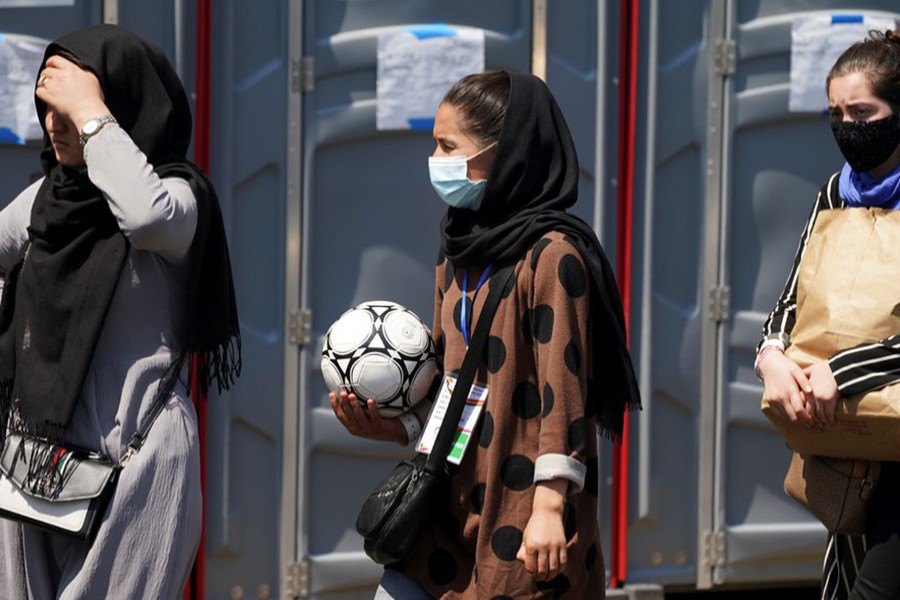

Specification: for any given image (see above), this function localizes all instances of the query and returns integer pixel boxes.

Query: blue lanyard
[461,264,493,348]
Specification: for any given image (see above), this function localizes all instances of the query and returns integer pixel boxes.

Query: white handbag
[0,433,118,541]
[0,354,183,544]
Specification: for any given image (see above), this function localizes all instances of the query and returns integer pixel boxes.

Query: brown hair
[827,29,900,108]
[441,71,510,144]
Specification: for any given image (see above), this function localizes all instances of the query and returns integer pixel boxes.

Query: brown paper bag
[761,208,900,460]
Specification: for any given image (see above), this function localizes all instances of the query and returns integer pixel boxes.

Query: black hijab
[0,25,240,438]
[440,71,640,439]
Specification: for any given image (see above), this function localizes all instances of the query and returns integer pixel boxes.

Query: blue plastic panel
[204,1,288,598]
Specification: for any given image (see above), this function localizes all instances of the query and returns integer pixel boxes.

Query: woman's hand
[36,55,111,130]
[759,350,813,424]
[803,361,839,429]
[329,390,407,444]
[517,479,569,582]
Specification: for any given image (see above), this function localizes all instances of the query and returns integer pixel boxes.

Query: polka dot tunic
[399,231,605,598]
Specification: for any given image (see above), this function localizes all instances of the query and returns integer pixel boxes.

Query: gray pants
[374,568,433,599]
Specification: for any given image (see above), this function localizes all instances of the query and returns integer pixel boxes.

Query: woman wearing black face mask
[757,30,900,599]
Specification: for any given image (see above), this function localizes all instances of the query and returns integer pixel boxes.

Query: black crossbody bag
[356,266,514,565]
[0,353,185,544]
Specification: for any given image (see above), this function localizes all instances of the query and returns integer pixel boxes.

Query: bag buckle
[860,476,875,500]
[119,445,137,467]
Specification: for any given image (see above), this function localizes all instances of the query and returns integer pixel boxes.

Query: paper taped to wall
[790,14,896,113]
[377,25,485,131]
[0,33,47,143]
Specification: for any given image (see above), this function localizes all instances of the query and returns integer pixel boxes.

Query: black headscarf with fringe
[0,24,240,439]
[439,71,640,439]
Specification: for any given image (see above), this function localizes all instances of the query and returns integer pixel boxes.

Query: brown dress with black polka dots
[399,231,605,598]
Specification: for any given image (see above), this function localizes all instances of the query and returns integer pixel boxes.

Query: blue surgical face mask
[428,142,497,210]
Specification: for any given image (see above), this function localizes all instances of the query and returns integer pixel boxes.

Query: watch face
[78,116,115,145]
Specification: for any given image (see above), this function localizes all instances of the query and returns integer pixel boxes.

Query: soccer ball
[321,300,438,417]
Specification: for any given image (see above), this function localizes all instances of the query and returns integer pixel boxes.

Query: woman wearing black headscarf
[332,71,640,598]
[0,24,239,597]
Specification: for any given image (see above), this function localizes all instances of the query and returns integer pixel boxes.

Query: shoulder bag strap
[425,265,515,474]
[119,352,187,467]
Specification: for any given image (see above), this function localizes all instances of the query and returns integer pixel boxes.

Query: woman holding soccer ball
[331,70,640,599]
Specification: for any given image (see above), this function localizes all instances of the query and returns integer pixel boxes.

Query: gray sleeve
[0,178,40,274]
[533,454,587,493]
[83,124,198,263]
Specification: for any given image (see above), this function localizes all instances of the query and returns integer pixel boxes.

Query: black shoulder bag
[0,353,185,544]
[355,266,514,565]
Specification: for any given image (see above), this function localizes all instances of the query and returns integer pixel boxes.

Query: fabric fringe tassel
[597,412,625,443]
[2,398,72,500]
[0,377,12,448]
[188,335,242,396]
[596,392,642,443]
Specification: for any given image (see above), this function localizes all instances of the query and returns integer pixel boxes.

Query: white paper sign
[377,24,485,131]
[0,33,47,144]
[0,0,74,6]
[790,14,896,113]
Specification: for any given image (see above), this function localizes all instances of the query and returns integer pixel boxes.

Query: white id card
[416,373,488,465]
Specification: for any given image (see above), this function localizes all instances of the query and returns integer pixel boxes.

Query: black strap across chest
[424,266,515,475]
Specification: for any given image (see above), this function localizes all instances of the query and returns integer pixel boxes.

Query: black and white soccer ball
[321,300,438,417]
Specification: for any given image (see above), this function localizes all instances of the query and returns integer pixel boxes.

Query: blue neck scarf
[838,162,900,209]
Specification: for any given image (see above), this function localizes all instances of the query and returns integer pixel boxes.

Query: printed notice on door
[790,14,896,113]
[0,33,47,144]
[377,24,485,131]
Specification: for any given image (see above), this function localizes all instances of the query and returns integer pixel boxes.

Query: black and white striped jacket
[757,172,900,397]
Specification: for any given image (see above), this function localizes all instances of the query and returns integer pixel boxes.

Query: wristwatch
[78,115,117,146]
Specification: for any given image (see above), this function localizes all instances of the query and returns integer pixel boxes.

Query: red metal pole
[194,0,211,173]
[184,0,211,598]
[185,354,209,600]
[610,0,639,589]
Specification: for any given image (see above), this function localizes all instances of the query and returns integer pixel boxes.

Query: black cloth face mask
[831,113,900,173]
